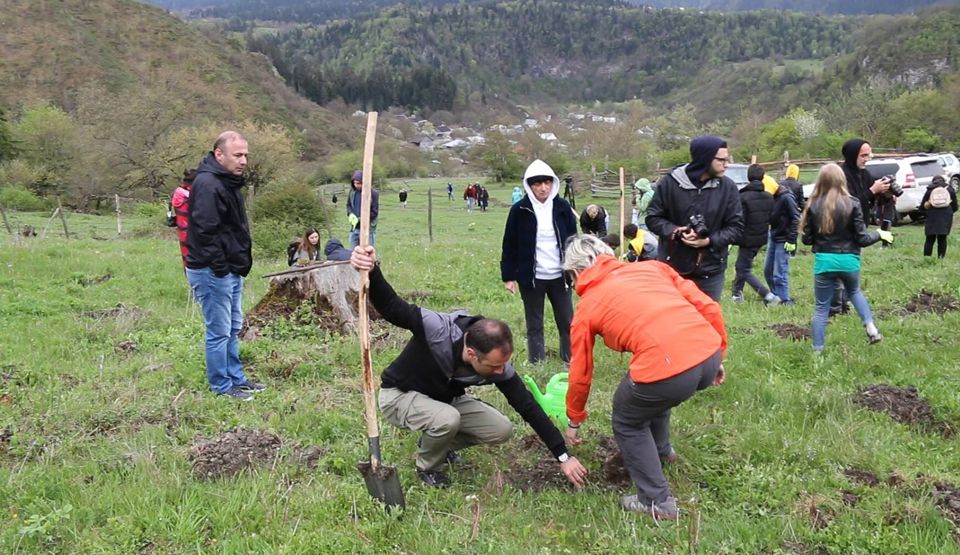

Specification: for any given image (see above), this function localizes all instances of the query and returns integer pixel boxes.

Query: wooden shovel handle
[358,112,380,457]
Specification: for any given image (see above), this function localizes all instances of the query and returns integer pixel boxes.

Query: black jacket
[185,153,252,277]
[368,265,568,459]
[841,140,876,217]
[500,196,578,288]
[579,206,608,236]
[780,177,805,212]
[801,197,880,254]
[737,181,775,248]
[324,238,352,261]
[770,188,800,244]
[646,165,744,277]
[920,184,958,236]
[346,187,379,228]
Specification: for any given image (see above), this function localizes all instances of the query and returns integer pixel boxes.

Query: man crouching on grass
[350,246,588,489]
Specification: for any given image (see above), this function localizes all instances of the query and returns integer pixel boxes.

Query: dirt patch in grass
[853,384,954,437]
[901,289,960,316]
[781,541,827,555]
[77,273,113,287]
[933,481,960,529]
[844,469,880,487]
[84,303,146,322]
[503,434,630,492]
[770,323,812,341]
[841,491,860,506]
[189,428,324,480]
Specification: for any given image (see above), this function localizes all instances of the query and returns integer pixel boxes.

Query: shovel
[355,111,405,511]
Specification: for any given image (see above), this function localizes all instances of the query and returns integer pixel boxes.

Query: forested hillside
[249,1,861,111]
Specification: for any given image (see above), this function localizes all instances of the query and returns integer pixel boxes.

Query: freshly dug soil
[933,481,960,528]
[504,434,630,491]
[770,323,812,341]
[844,469,880,487]
[901,289,960,316]
[84,303,146,322]
[853,384,953,437]
[596,435,631,486]
[189,428,324,480]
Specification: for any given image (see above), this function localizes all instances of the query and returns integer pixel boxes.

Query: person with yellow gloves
[346,169,379,249]
[764,180,801,305]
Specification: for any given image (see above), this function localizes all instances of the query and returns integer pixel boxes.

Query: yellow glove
[877,229,894,244]
[348,213,360,228]
[784,242,796,253]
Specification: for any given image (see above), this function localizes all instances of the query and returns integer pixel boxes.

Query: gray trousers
[612,350,721,504]
[690,271,726,303]
[379,387,513,472]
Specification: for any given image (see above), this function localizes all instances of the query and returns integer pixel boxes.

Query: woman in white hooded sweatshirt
[500,160,579,364]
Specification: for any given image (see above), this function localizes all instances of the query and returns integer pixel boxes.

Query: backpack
[287,240,301,267]
[930,186,951,209]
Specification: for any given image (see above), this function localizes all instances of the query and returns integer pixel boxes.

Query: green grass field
[2,178,960,553]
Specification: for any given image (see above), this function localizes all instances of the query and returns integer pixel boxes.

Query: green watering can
[522,373,569,421]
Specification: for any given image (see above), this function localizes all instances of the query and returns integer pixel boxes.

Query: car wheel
[951,175,959,192]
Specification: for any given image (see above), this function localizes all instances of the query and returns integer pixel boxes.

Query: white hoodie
[522,159,563,280]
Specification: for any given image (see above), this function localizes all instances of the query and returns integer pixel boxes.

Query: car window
[726,166,748,185]
[948,155,958,166]
[911,160,942,179]
[866,163,898,180]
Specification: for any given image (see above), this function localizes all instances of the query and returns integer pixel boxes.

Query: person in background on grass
[479,186,490,212]
[764,181,801,305]
[447,182,454,201]
[562,235,726,520]
[171,168,197,272]
[920,175,958,259]
[801,164,892,352]
[349,245,588,489]
[511,186,524,204]
[646,136,744,302]
[185,131,265,402]
[287,226,322,266]
[399,188,408,209]
[346,170,379,249]
[633,178,655,230]
[579,204,609,237]
[331,192,338,206]
[731,164,778,305]
[780,164,805,213]
[464,183,476,212]
[501,159,578,365]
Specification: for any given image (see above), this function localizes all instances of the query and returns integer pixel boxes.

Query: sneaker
[238,380,267,393]
[867,331,883,345]
[660,448,678,465]
[619,494,678,519]
[219,386,253,402]
[764,293,782,306]
[731,294,744,304]
[417,469,451,488]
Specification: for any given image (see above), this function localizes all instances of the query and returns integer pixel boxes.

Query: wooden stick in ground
[56,196,70,238]
[0,203,12,237]
[428,187,433,243]
[619,167,626,258]
[40,207,60,238]
[115,194,122,236]
[358,111,379,469]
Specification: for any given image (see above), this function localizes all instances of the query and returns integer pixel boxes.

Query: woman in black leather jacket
[801,164,892,352]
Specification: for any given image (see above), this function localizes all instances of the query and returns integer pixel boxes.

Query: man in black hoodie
[186,131,264,402]
[646,136,744,301]
[732,165,779,305]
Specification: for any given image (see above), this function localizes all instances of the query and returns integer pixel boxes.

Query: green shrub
[133,202,165,218]
[250,182,328,260]
[251,217,301,261]
[0,185,46,211]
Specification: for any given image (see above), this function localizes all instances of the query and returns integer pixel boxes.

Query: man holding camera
[646,136,744,302]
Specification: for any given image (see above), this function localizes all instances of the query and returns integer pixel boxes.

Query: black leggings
[924,235,948,258]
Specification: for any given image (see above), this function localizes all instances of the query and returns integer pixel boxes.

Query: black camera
[884,175,904,197]
[688,214,709,239]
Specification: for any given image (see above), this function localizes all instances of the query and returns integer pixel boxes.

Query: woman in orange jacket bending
[562,235,727,519]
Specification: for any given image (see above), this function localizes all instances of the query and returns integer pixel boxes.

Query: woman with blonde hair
[562,234,727,519]
[801,164,892,351]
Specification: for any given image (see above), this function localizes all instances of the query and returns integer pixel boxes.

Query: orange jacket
[565,256,727,424]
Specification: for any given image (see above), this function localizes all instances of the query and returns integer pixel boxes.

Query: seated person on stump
[349,246,588,489]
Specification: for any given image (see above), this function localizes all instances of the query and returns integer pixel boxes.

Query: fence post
[56,196,70,238]
[427,187,433,243]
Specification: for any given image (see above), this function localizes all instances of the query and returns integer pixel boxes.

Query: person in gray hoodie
[501,160,579,364]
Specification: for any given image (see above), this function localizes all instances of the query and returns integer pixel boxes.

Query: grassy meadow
[2,178,960,553]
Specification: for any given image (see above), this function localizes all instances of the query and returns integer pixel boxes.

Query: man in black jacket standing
[646,136,744,301]
[351,246,588,489]
[186,131,265,402]
[732,165,779,305]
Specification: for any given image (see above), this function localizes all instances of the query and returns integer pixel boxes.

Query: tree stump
[245,263,375,335]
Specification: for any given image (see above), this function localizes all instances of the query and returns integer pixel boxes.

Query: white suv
[865,155,947,222]
[935,153,960,191]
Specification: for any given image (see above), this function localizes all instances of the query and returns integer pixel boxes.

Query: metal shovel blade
[357,460,405,511]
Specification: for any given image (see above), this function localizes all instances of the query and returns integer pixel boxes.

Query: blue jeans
[764,238,791,303]
[466,198,474,211]
[348,227,376,250]
[186,268,246,394]
[812,271,874,351]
